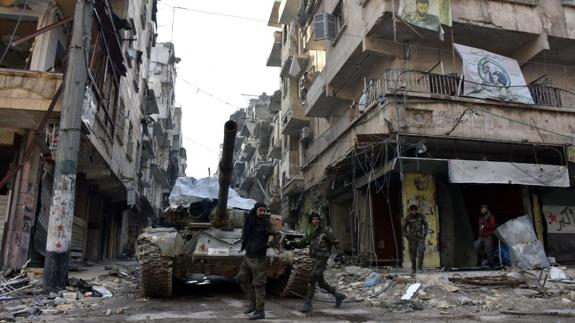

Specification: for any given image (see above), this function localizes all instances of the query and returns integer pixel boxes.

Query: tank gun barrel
[212,120,237,227]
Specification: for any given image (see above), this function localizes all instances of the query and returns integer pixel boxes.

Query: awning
[448,160,570,187]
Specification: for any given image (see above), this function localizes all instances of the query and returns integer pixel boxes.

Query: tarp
[454,44,534,104]
[169,177,256,210]
[398,0,452,32]
[495,215,550,270]
[448,160,569,187]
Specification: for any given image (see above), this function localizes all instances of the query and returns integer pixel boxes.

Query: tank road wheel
[280,249,313,298]
[136,239,173,297]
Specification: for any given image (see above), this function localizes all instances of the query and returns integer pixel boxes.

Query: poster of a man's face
[399,0,451,32]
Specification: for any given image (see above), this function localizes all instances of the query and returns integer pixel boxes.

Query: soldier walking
[403,204,428,274]
[287,211,346,313]
[237,202,281,320]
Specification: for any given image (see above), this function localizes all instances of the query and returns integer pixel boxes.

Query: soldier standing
[403,204,428,274]
[287,211,346,313]
[237,202,281,320]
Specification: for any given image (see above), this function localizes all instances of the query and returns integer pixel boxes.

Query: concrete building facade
[231,92,283,214]
[0,0,186,270]
[267,0,575,266]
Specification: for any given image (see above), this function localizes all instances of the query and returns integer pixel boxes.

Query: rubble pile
[0,263,138,321]
[323,265,575,317]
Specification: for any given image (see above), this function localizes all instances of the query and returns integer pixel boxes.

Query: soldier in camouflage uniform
[287,211,346,313]
[237,202,281,320]
[403,204,429,274]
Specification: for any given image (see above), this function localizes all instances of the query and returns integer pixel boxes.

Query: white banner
[542,206,575,234]
[454,44,534,104]
[448,160,570,187]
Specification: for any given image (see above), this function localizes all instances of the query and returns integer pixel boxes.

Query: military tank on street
[136,120,311,297]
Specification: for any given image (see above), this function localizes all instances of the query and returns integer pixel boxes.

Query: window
[333,1,344,33]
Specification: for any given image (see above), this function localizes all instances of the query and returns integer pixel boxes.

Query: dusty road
[34,278,573,323]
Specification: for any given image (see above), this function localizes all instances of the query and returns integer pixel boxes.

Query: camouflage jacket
[403,212,428,241]
[294,225,342,258]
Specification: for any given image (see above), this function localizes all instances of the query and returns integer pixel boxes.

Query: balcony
[256,161,275,180]
[267,90,281,113]
[304,71,352,117]
[282,176,304,196]
[267,0,281,28]
[379,69,575,109]
[266,31,282,67]
[278,0,298,24]
[282,99,309,135]
[0,69,63,128]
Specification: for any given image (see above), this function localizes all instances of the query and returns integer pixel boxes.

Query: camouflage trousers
[307,256,337,300]
[237,256,267,311]
[408,239,425,271]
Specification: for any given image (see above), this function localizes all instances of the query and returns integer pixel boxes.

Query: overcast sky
[156,0,279,179]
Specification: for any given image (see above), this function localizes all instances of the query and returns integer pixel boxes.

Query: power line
[158,2,267,24]
[177,76,243,110]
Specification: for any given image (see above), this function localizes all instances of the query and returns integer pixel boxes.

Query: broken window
[0,16,38,69]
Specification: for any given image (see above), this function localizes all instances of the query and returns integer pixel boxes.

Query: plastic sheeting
[168,177,256,210]
[495,215,550,270]
[448,160,569,187]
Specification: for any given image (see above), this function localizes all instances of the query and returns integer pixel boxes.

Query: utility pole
[44,0,92,291]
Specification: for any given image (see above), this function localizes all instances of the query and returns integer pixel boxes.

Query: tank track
[136,238,173,297]
[280,248,313,297]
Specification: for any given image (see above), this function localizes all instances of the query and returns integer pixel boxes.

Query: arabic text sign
[543,205,575,234]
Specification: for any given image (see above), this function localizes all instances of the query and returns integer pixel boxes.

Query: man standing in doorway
[475,204,496,267]
[286,211,346,314]
[403,204,428,274]
[237,202,281,320]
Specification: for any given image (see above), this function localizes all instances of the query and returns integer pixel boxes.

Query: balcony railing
[302,68,575,165]
[381,69,575,109]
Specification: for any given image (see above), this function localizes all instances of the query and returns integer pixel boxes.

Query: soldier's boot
[335,293,346,308]
[243,303,256,314]
[301,300,313,313]
[248,310,265,320]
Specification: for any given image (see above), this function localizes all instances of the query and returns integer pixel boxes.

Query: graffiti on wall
[543,205,575,234]
[45,173,76,252]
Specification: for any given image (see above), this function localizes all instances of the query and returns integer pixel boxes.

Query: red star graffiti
[57,223,65,232]
[548,212,558,224]
[55,241,63,249]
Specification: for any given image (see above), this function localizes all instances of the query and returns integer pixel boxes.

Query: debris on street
[0,261,138,321]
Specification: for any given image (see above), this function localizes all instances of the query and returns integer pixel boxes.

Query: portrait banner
[454,44,534,104]
[398,0,451,32]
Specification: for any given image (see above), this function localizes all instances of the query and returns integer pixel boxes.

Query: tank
[136,120,311,298]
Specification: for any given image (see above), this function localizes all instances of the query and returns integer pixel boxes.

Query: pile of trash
[323,264,575,316]
[0,262,138,320]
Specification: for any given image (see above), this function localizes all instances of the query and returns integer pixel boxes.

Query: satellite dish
[1,35,31,53]
[0,0,17,7]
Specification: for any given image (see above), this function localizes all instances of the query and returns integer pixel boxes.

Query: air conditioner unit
[313,13,337,41]
[300,126,312,144]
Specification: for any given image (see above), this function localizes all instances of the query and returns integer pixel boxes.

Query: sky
[156,0,280,179]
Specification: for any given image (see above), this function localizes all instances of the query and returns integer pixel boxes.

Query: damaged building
[140,42,186,219]
[0,0,186,271]
[231,92,283,214]
[266,0,575,267]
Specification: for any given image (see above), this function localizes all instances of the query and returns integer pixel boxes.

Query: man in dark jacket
[287,211,346,314]
[474,204,496,267]
[403,204,428,274]
[237,202,281,320]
